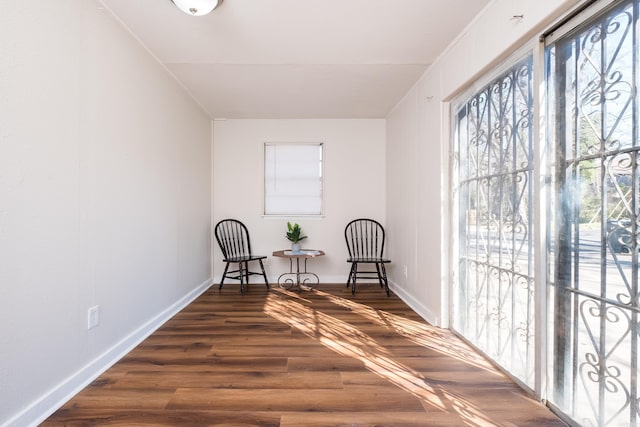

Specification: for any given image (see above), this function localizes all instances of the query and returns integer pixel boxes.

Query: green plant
[286,222,307,243]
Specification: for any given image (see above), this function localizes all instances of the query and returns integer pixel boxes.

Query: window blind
[264,143,323,215]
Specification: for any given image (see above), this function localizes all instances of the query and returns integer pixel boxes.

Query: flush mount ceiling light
[171,0,223,16]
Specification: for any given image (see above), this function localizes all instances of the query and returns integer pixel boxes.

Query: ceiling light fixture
[171,0,223,16]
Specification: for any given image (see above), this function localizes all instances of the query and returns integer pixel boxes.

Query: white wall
[213,119,386,285]
[0,1,212,425]
[385,0,582,326]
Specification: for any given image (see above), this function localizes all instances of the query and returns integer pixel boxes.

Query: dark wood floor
[43,283,565,426]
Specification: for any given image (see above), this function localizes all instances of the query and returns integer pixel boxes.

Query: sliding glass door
[451,1,640,425]
[546,1,640,425]
[452,55,536,388]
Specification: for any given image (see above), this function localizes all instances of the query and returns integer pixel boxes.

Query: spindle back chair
[214,219,269,295]
[344,218,391,296]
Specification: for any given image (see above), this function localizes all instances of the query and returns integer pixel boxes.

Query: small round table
[272,249,325,291]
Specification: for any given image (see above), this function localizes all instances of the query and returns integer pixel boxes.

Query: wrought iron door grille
[453,55,535,387]
[547,1,640,425]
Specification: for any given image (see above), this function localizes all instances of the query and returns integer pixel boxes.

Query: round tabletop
[272,249,325,258]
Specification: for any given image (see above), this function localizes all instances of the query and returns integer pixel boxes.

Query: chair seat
[347,257,391,263]
[224,254,267,263]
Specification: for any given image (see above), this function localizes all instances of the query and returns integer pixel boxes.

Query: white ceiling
[100,0,490,119]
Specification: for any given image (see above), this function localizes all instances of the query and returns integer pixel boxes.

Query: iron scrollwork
[549,2,640,425]
[455,56,535,386]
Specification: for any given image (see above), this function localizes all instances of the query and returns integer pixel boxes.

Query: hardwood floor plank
[281,411,567,427]
[108,356,289,373]
[287,356,367,372]
[43,410,281,427]
[341,370,513,388]
[42,285,564,426]
[56,389,175,411]
[111,371,344,389]
[156,323,293,335]
[166,386,426,412]
[210,343,340,358]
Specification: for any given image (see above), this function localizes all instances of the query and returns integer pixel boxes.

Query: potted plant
[286,222,307,253]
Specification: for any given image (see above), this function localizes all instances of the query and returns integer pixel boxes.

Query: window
[452,54,535,387]
[264,143,324,216]
[546,1,640,425]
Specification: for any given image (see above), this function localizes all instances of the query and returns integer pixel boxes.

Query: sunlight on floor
[315,289,494,370]
[264,289,502,427]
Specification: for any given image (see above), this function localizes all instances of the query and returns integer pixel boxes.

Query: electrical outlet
[403,265,408,278]
[88,305,100,330]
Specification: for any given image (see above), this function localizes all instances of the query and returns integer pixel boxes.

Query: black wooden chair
[344,218,391,296]
[214,219,269,295]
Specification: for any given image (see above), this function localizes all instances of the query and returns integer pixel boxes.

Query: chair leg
[245,261,251,288]
[379,262,390,297]
[219,262,230,290]
[346,263,355,287]
[258,259,269,288]
[347,263,356,294]
[239,262,246,295]
[375,263,384,288]
[351,263,358,295]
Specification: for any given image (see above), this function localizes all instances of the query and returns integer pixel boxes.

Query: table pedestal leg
[277,258,320,291]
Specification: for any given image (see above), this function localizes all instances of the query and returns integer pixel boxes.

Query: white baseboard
[388,281,440,327]
[6,278,213,427]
